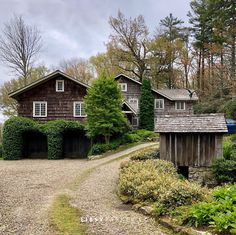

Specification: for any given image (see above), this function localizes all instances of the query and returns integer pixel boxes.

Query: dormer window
[56,80,64,92]
[119,83,127,92]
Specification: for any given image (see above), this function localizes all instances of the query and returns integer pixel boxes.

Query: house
[9,70,89,122]
[10,71,198,128]
[155,113,228,185]
[115,74,198,128]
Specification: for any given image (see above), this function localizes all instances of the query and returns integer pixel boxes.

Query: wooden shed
[155,114,228,168]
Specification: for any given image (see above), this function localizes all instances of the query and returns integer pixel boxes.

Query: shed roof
[155,114,228,133]
[115,74,198,101]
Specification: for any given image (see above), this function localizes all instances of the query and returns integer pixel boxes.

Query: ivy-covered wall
[2,117,86,160]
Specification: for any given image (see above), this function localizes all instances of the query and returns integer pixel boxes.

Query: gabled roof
[122,101,137,115]
[9,70,90,98]
[115,73,198,101]
[114,73,142,85]
[155,114,228,133]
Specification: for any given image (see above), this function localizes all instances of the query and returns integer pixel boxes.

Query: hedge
[2,117,85,160]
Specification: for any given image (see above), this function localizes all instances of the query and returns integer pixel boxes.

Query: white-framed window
[73,102,86,117]
[155,99,164,109]
[119,83,127,92]
[132,116,139,127]
[33,101,47,117]
[129,98,139,109]
[175,101,185,110]
[56,80,64,92]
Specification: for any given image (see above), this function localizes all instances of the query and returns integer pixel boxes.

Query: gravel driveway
[0,143,167,235]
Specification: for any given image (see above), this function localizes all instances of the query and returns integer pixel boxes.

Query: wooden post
[197,134,200,166]
[175,134,177,165]
[169,133,172,162]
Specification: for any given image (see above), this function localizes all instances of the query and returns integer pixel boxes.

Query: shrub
[130,148,159,161]
[89,140,121,155]
[0,144,2,159]
[178,184,236,234]
[118,159,208,214]
[2,117,85,160]
[211,135,236,184]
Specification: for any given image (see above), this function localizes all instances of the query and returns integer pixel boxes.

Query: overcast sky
[0,0,191,122]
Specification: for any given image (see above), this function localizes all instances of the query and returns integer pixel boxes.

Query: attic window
[56,80,64,92]
[119,83,127,92]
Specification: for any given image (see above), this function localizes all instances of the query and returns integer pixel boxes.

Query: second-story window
[56,80,64,92]
[119,83,127,92]
[73,102,86,117]
[129,98,139,109]
[175,101,185,110]
[155,99,164,109]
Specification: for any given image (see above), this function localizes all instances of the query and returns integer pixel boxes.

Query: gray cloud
[0,0,191,85]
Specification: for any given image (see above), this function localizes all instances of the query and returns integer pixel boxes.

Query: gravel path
[72,145,168,235]
[0,143,163,235]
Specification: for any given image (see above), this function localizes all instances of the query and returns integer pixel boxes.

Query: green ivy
[2,117,85,160]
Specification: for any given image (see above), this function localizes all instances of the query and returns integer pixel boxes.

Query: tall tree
[85,74,127,143]
[107,11,149,81]
[139,79,154,130]
[0,65,49,116]
[0,15,42,85]
[59,58,94,84]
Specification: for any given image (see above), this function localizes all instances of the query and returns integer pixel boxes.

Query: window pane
[34,103,40,116]
[81,103,86,116]
[41,103,46,116]
[75,103,81,116]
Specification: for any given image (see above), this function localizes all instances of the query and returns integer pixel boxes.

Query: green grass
[49,194,87,235]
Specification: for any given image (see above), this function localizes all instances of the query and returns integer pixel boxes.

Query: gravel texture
[72,144,168,235]
[0,143,166,235]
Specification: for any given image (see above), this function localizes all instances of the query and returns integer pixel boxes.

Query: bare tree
[0,15,42,85]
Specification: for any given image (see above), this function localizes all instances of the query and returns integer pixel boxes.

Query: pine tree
[139,79,154,130]
[85,74,127,143]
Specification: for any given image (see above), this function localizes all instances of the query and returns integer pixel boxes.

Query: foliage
[176,184,236,234]
[211,135,236,184]
[85,74,127,143]
[89,129,158,155]
[139,79,154,130]
[130,148,159,161]
[118,159,208,215]
[224,99,236,120]
[0,143,2,159]
[2,117,85,160]
[58,57,94,84]
[0,65,49,116]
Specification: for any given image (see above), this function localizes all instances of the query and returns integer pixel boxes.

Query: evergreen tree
[139,79,154,130]
[85,74,127,143]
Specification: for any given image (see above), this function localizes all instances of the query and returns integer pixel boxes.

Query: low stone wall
[189,167,216,186]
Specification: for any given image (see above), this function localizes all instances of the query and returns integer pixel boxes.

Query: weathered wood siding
[160,133,223,167]
[16,75,87,122]
[153,93,195,117]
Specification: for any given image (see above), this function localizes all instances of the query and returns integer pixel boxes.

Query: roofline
[115,74,198,101]
[9,70,90,98]
[114,73,142,85]
[122,101,137,115]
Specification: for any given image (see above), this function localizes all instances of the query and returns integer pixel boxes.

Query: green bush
[0,144,2,159]
[177,184,236,234]
[2,117,85,160]
[118,159,208,215]
[89,129,159,155]
[211,135,236,184]
[130,148,159,161]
